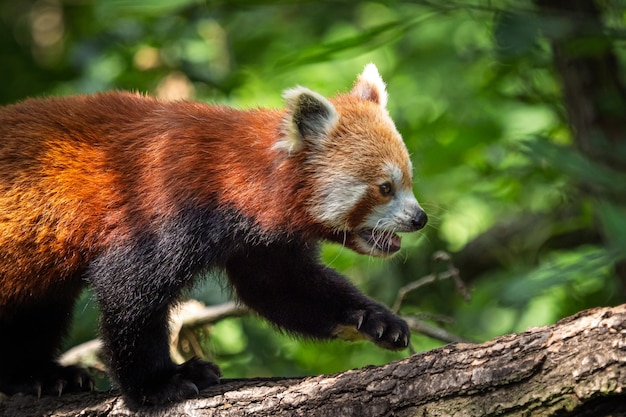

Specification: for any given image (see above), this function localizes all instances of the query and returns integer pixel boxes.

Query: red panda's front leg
[225,241,410,351]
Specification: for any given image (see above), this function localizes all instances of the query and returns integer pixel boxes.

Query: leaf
[95,0,200,17]
[501,246,617,307]
[596,201,626,255]
[520,137,626,199]
[493,10,541,59]
[276,13,436,69]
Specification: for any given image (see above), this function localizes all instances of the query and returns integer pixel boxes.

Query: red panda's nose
[411,210,428,231]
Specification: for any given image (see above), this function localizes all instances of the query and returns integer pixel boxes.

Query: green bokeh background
[2,0,624,388]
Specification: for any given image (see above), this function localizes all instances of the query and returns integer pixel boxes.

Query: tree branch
[2,304,624,417]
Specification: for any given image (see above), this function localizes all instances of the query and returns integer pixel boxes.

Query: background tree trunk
[1,304,624,417]
[535,0,626,288]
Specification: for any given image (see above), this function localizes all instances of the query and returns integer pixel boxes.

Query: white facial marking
[361,162,420,233]
[312,172,367,229]
[363,188,421,232]
[386,161,405,184]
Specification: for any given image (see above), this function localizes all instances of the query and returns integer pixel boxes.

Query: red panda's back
[0,93,157,308]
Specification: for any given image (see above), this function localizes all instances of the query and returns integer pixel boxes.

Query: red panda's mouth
[357,229,402,254]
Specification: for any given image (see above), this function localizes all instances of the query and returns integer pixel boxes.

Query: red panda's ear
[351,63,388,108]
[277,87,338,153]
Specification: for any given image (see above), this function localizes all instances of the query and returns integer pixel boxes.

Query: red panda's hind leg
[89,244,222,407]
[96,302,222,407]
[0,296,94,397]
[0,363,94,398]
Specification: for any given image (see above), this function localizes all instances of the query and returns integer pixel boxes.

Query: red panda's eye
[379,182,394,197]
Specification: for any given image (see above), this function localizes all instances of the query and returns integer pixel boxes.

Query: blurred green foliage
[1,0,625,384]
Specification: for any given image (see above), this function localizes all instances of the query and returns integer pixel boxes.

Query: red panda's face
[278,64,427,257]
[309,101,426,257]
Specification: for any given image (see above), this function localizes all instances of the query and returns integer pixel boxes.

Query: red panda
[0,64,427,407]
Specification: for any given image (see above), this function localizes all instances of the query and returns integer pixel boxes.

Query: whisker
[420,202,447,213]
[326,229,348,267]
[370,218,398,256]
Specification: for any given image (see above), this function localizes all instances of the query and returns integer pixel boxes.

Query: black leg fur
[82,207,406,407]
[226,241,410,350]
[0,295,93,397]
[97,299,220,407]
[89,241,221,407]
[85,209,240,407]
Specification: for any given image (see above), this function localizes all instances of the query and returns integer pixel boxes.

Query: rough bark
[1,304,624,417]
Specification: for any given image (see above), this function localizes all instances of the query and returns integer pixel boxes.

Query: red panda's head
[276,64,427,257]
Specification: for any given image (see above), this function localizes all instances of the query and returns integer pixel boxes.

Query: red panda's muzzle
[347,208,427,257]
[357,229,402,254]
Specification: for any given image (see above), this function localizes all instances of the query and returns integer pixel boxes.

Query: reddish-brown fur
[0,92,322,311]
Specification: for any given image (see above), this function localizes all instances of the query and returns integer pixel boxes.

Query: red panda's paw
[134,358,221,406]
[334,306,410,351]
[176,356,222,390]
[2,363,94,398]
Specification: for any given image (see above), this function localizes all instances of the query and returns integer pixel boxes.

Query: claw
[357,315,364,330]
[376,326,384,339]
[55,380,66,397]
[35,382,42,400]
[402,334,409,347]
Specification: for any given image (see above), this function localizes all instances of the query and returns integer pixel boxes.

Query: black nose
[411,210,428,230]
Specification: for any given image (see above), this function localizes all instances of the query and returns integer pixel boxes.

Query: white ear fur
[351,63,388,108]
[276,86,338,153]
